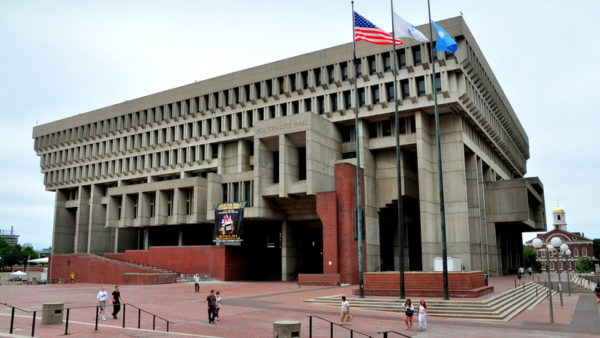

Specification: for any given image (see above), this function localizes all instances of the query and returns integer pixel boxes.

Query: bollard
[31,311,36,337]
[64,308,70,335]
[122,304,126,328]
[153,315,156,330]
[138,308,141,329]
[10,307,15,334]
[95,306,99,331]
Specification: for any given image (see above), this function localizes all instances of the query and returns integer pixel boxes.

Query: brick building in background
[33,16,545,285]
[526,205,594,271]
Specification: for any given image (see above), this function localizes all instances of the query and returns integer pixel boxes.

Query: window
[211,144,219,159]
[371,86,380,104]
[445,51,455,59]
[416,76,426,96]
[541,250,546,258]
[368,56,376,75]
[573,248,579,257]
[381,120,392,136]
[344,90,352,109]
[273,151,279,183]
[304,98,311,112]
[327,65,335,83]
[289,74,296,91]
[401,79,410,99]
[413,46,422,65]
[185,189,193,215]
[396,49,406,68]
[298,147,306,180]
[232,182,239,202]
[317,96,324,114]
[341,124,354,142]
[582,248,587,257]
[314,68,322,86]
[386,82,395,102]
[258,108,264,121]
[341,62,349,81]
[434,73,441,93]
[244,181,253,206]
[358,88,366,106]
[354,60,362,77]
[222,183,228,203]
[149,193,155,217]
[167,191,174,216]
[383,53,391,71]
[280,104,287,116]
[330,93,338,111]
[292,101,299,114]
[301,71,309,89]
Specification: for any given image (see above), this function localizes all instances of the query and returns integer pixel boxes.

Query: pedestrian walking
[206,289,217,324]
[111,285,123,319]
[193,274,200,293]
[595,282,600,303]
[69,273,75,283]
[404,298,414,330]
[527,267,533,277]
[340,296,351,324]
[215,291,222,320]
[417,300,428,331]
[517,267,523,285]
[96,287,108,321]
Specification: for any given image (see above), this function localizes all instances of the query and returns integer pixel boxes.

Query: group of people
[96,285,123,321]
[340,296,428,331]
[205,289,222,324]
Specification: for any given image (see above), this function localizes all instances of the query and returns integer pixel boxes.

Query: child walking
[340,296,351,324]
[417,300,428,331]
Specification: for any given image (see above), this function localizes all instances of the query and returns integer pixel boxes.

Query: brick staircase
[305,281,553,321]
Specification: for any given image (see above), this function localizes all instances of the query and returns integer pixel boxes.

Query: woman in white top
[96,287,108,320]
[215,291,222,320]
[418,299,428,331]
[340,296,351,324]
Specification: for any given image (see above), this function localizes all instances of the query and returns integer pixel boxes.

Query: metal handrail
[378,330,412,338]
[308,315,373,338]
[0,302,173,336]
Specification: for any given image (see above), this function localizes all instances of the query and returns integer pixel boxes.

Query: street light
[550,237,564,307]
[564,249,572,296]
[532,238,553,323]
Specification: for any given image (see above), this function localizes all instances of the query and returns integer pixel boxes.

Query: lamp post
[532,238,553,323]
[550,237,564,307]
[563,248,572,296]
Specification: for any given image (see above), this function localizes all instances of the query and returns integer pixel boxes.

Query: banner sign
[213,202,246,244]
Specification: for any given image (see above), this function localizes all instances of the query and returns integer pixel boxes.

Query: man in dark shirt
[111,285,123,319]
[206,289,217,324]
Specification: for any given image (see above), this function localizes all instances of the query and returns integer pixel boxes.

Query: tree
[593,239,600,260]
[575,257,595,273]
[21,246,39,268]
[3,244,23,270]
[523,245,542,272]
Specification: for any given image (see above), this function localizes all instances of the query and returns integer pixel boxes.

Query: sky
[0,0,598,250]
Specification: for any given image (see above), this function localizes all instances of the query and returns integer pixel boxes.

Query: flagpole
[390,0,405,300]
[427,0,450,300]
[351,0,365,299]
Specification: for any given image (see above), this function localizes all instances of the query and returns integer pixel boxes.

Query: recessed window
[371,86,380,104]
[368,56,376,75]
[298,147,306,181]
[386,82,395,102]
[434,73,441,93]
[413,47,422,66]
[383,53,391,71]
[401,79,410,99]
[273,151,279,183]
[396,49,406,68]
[341,62,349,81]
[416,76,426,96]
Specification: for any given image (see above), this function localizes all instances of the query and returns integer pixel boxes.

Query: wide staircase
[306,281,553,321]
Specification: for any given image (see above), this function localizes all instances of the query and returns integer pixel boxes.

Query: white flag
[393,12,429,42]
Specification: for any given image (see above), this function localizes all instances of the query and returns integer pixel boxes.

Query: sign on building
[213,202,246,244]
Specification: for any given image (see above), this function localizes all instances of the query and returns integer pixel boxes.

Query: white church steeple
[552,204,567,231]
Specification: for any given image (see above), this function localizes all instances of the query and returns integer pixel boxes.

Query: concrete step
[305,282,552,321]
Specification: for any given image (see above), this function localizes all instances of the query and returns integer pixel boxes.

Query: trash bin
[273,320,301,338]
[484,273,489,286]
[42,303,64,325]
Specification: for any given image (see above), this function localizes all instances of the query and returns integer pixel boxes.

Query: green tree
[21,246,39,262]
[575,257,595,273]
[3,244,23,270]
[523,245,542,272]
[593,239,600,260]
[0,237,9,270]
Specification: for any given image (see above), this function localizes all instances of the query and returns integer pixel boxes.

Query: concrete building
[526,205,594,271]
[33,16,545,283]
[0,227,19,245]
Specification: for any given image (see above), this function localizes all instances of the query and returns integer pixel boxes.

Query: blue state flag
[432,22,458,52]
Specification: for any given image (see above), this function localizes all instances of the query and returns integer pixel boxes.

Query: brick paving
[0,274,597,337]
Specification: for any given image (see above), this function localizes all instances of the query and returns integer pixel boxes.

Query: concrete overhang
[484,177,546,231]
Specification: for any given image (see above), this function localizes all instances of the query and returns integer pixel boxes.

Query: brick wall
[357,271,493,298]
[49,254,176,285]
[298,273,341,286]
[104,246,230,280]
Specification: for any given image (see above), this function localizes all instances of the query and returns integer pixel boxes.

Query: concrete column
[75,186,90,253]
[52,189,76,254]
[281,220,297,281]
[143,228,149,250]
[88,185,111,254]
[178,228,183,246]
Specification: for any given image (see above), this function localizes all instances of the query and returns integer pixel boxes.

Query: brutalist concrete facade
[33,16,545,279]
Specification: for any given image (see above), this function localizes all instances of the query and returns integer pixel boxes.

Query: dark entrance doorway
[378,196,422,271]
[291,220,323,274]
[239,221,282,280]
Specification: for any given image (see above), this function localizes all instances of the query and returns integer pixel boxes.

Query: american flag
[354,11,403,45]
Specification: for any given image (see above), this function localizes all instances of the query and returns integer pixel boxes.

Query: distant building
[526,205,594,271]
[0,226,19,245]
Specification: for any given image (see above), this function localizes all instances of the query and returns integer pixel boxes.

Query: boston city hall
[33,17,546,285]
